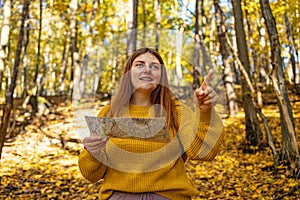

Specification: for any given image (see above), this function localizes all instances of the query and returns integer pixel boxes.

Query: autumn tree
[0,0,30,159]
[126,0,138,57]
[260,0,299,178]
[231,0,263,149]
[70,0,82,103]
[192,0,200,90]
[0,0,11,94]
[214,0,239,117]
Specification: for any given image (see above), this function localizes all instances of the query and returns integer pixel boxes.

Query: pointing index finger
[200,69,214,90]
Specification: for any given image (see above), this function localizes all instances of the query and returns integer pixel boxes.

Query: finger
[83,137,107,147]
[84,140,108,151]
[202,95,218,105]
[87,142,106,151]
[200,70,214,90]
[196,87,213,100]
[83,136,101,142]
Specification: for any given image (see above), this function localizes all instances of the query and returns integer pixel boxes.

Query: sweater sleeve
[78,149,107,183]
[177,103,225,161]
[78,104,111,183]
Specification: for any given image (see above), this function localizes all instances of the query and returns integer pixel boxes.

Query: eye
[150,64,160,71]
[135,63,145,68]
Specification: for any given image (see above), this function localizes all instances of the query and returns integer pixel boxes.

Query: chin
[136,84,157,92]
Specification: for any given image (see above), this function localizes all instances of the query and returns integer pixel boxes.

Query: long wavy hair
[109,47,179,132]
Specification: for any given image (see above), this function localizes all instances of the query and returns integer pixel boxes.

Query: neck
[130,91,152,106]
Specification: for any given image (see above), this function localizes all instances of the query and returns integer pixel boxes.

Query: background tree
[260,0,299,178]
[231,0,263,149]
[70,0,82,103]
[192,0,200,90]
[126,0,138,57]
[0,0,30,159]
[214,0,239,117]
[0,0,11,94]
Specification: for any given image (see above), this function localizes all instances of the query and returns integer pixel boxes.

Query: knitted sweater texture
[78,102,224,200]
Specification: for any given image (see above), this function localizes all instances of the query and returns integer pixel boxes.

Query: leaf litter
[0,99,299,199]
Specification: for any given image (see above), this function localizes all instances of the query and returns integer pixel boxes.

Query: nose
[143,65,151,74]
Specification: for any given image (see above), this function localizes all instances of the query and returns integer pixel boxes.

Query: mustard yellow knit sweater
[78,102,224,200]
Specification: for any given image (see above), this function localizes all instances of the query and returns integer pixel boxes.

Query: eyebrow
[133,60,160,65]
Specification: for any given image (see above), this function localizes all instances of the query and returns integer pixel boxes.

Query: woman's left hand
[194,70,218,110]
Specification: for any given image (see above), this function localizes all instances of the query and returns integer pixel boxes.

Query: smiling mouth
[139,77,153,81]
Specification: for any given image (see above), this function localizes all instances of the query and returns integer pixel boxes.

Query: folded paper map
[85,116,171,143]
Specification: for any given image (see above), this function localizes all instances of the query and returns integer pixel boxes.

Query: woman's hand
[194,70,218,110]
[83,135,108,154]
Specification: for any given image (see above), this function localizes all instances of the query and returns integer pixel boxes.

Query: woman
[78,47,224,200]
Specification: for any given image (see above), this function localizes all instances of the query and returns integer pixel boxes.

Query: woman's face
[130,52,162,93]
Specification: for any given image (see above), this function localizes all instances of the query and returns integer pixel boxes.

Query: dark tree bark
[214,0,239,117]
[260,0,299,178]
[155,0,160,51]
[21,18,30,99]
[0,0,30,159]
[58,29,70,94]
[284,13,299,84]
[226,34,279,168]
[244,2,263,108]
[193,0,200,90]
[34,0,43,84]
[231,0,263,148]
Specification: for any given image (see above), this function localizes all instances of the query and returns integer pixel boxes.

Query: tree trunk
[193,0,200,90]
[34,0,43,84]
[39,0,54,96]
[81,0,99,96]
[260,0,299,177]
[226,33,279,167]
[126,0,138,57]
[284,13,299,84]
[214,0,239,117]
[0,0,11,94]
[21,20,30,99]
[155,0,160,51]
[70,0,82,103]
[58,30,70,94]
[231,0,263,148]
[94,45,102,94]
[0,0,30,159]
[257,17,270,86]
[141,0,147,47]
[244,3,263,108]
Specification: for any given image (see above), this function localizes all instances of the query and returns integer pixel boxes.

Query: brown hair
[109,47,179,132]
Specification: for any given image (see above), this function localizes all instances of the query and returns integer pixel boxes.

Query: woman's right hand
[83,135,108,154]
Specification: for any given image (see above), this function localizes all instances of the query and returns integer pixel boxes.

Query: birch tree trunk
[174,0,186,86]
[70,0,82,103]
[0,0,11,93]
[214,0,239,117]
[126,0,138,57]
[81,0,99,96]
[0,0,30,159]
[231,0,263,148]
[260,0,299,177]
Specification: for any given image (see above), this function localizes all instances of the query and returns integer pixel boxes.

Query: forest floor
[0,91,300,199]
